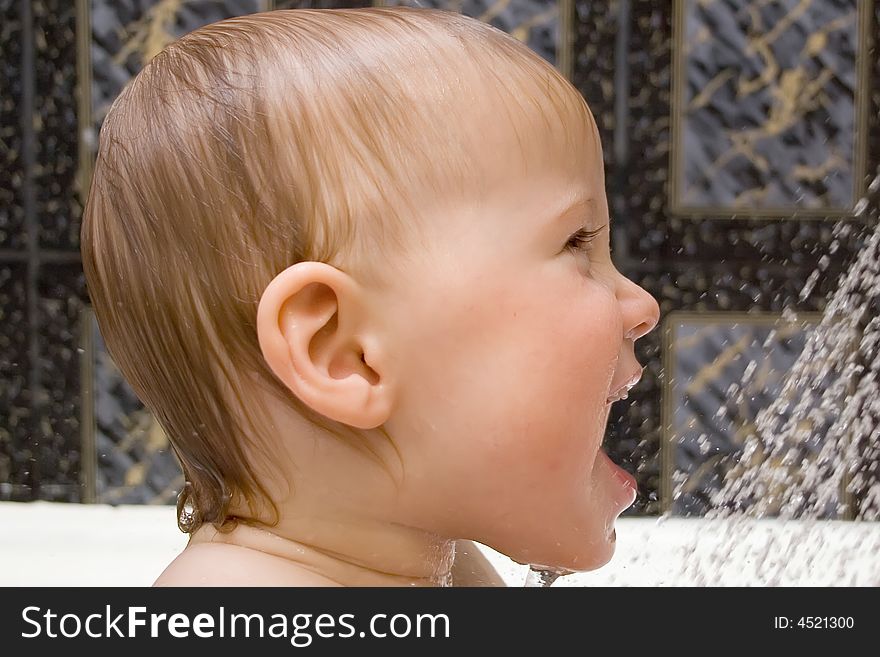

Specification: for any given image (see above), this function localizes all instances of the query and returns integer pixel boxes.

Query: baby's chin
[497,513,619,574]
[469,454,630,573]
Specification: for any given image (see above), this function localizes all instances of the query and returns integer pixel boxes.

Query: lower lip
[598,450,638,507]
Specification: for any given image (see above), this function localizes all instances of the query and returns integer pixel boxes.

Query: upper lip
[607,366,644,400]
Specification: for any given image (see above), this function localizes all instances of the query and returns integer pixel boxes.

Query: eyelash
[565,224,606,253]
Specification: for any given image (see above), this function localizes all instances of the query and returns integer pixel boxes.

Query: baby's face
[380,108,660,571]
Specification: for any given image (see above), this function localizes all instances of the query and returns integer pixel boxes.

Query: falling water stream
[522,565,570,587]
[525,166,880,587]
[664,165,880,586]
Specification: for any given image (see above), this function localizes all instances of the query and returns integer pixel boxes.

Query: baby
[80,7,660,586]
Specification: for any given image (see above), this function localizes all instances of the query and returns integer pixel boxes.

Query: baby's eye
[565,224,606,253]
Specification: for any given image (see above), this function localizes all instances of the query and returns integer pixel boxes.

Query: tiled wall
[573,0,879,514]
[661,311,849,518]
[1,0,877,514]
[673,1,870,214]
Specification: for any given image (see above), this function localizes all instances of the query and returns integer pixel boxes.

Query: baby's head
[81,7,659,574]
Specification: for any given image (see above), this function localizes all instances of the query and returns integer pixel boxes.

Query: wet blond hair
[80,7,593,533]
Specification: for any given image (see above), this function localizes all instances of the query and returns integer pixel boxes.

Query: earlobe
[256,262,393,429]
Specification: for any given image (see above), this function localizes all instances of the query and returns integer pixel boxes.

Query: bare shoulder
[153,542,339,587]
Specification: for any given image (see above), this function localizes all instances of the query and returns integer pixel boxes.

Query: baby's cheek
[490,387,599,473]
[529,290,620,439]
[536,285,620,381]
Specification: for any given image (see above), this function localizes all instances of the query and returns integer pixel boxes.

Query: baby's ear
[256,262,393,429]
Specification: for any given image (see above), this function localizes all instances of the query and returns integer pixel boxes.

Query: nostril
[625,320,654,341]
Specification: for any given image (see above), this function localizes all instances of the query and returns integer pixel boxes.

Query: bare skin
[154,534,504,587]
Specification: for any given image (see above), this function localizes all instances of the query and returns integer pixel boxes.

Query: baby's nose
[622,280,660,341]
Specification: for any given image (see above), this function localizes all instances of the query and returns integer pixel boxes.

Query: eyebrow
[547,195,599,228]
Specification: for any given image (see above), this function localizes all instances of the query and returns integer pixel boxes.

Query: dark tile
[35,262,90,501]
[0,0,25,251]
[0,263,33,500]
[571,0,616,178]
[33,0,81,251]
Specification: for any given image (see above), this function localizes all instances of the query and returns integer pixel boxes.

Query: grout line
[0,249,82,263]
[612,0,632,269]
[20,0,41,497]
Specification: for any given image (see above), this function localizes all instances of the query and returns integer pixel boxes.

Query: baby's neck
[188,514,456,587]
